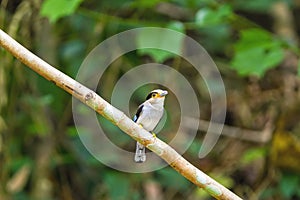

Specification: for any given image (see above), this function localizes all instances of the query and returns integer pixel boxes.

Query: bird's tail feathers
[134,142,146,163]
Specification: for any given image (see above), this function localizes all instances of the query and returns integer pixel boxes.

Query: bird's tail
[134,142,146,163]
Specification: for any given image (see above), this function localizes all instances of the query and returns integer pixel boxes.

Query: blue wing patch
[133,105,143,122]
[133,115,137,122]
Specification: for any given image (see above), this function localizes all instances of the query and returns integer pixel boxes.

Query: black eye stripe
[146,92,158,100]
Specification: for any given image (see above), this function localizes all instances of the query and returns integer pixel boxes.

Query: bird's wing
[133,104,144,122]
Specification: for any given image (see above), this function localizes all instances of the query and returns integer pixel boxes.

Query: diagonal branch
[0,29,242,200]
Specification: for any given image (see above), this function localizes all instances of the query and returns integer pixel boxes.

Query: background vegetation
[1,0,300,199]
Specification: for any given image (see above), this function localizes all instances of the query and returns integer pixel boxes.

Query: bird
[133,89,168,163]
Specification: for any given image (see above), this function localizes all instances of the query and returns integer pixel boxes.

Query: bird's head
[146,89,168,105]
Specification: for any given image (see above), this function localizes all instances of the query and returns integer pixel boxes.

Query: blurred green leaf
[241,147,266,165]
[22,95,52,135]
[156,167,190,192]
[171,0,216,8]
[23,94,53,107]
[40,0,83,23]
[104,172,130,200]
[27,121,50,136]
[188,139,203,156]
[195,187,210,199]
[260,187,276,199]
[71,138,100,166]
[199,24,231,53]
[11,192,31,200]
[279,173,300,198]
[195,4,232,27]
[7,157,33,173]
[131,0,163,8]
[167,21,185,32]
[66,126,78,137]
[98,115,131,146]
[209,172,234,188]
[60,39,86,77]
[231,28,284,77]
[232,0,276,12]
[137,22,185,62]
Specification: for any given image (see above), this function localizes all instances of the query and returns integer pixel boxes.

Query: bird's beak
[159,90,168,97]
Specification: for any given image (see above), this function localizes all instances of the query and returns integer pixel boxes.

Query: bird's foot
[151,132,157,139]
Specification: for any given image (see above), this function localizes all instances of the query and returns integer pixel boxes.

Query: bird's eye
[152,93,156,98]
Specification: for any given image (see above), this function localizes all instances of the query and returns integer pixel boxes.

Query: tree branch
[0,29,242,200]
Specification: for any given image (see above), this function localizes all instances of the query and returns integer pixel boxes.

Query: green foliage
[7,157,33,173]
[3,0,300,199]
[241,147,267,165]
[156,167,191,192]
[261,172,300,199]
[22,94,53,135]
[131,0,163,8]
[231,28,284,77]
[137,22,185,63]
[279,173,300,199]
[99,115,132,146]
[232,0,277,12]
[194,4,233,53]
[40,0,83,23]
[195,172,234,199]
[195,4,232,27]
[60,39,86,77]
[104,172,130,200]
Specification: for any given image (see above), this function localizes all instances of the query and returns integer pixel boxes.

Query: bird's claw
[139,124,157,141]
[151,132,156,138]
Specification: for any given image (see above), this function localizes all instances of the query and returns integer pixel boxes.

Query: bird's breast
[136,107,163,132]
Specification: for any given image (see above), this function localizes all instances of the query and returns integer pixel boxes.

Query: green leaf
[7,157,33,173]
[98,116,131,146]
[156,167,190,192]
[209,172,234,188]
[40,0,83,23]
[231,28,284,77]
[279,173,300,198]
[233,0,276,12]
[66,126,78,137]
[195,4,232,27]
[167,21,185,33]
[131,0,162,8]
[137,22,185,63]
[241,147,267,165]
[104,172,130,200]
[234,29,271,51]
